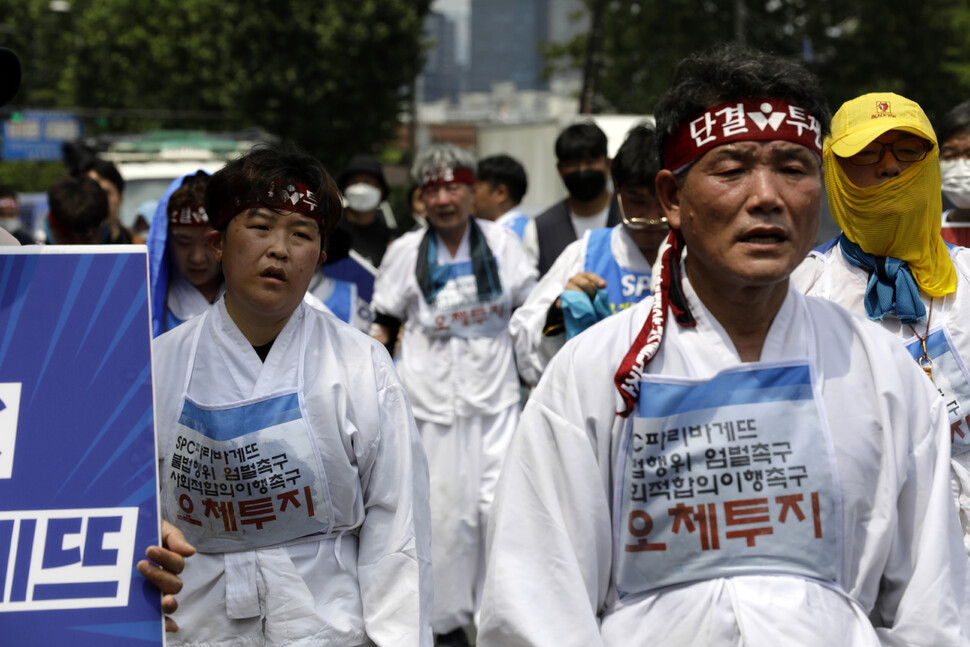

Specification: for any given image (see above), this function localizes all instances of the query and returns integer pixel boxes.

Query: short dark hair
[81,158,125,194]
[477,154,528,204]
[655,44,831,170]
[555,122,608,163]
[611,124,659,194]
[48,176,108,233]
[205,144,342,248]
[168,171,210,225]
[937,100,970,146]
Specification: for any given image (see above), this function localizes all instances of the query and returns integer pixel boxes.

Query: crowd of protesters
[4,41,970,647]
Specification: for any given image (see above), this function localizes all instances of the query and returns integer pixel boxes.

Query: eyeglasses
[849,137,930,166]
[617,193,668,229]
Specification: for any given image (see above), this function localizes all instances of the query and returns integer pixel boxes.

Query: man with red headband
[370,143,536,647]
[153,144,433,646]
[478,46,966,646]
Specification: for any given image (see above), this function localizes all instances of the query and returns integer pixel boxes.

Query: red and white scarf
[614,229,695,417]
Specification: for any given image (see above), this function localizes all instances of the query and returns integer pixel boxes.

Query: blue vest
[583,227,652,314]
[324,279,355,324]
[325,255,376,303]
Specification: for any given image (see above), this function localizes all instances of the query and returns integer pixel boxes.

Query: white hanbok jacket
[479,277,966,646]
[372,219,537,425]
[154,300,433,646]
[794,241,970,556]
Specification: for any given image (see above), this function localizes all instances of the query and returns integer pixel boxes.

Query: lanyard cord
[908,298,935,382]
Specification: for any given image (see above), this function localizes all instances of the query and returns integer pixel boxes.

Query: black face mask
[563,169,607,202]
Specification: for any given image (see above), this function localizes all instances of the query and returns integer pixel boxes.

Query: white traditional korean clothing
[479,275,966,646]
[793,241,970,556]
[165,271,223,331]
[371,219,536,633]
[154,299,432,646]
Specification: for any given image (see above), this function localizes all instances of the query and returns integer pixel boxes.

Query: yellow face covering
[825,92,956,298]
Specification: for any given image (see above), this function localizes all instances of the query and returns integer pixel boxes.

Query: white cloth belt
[221,530,356,620]
[225,550,260,619]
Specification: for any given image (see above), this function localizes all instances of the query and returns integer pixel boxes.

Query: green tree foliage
[217,0,429,169]
[0,1,80,107]
[806,0,970,121]
[0,160,68,193]
[0,0,431,170]
[546,0,970,124]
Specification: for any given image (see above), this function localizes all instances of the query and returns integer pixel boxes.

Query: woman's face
[207,208,325,329]
[168,224,221,292]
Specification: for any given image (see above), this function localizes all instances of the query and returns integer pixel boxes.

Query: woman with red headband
[152,144,432,646]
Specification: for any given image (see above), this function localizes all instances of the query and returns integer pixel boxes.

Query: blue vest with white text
[584,227,652,314]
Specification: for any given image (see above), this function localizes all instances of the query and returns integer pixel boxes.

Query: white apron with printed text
[162,310,334,553]
[616,361,842,595]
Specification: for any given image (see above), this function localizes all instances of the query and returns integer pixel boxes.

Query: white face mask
[343,183,382,213]
[0,217,21,233]
[941,159,970,209]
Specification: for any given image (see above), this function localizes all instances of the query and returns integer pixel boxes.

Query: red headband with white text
[420,166,475,189]
[213,180,321,228]
[663,98,823,172]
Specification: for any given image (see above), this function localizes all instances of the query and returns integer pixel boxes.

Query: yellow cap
[827,92,937,158]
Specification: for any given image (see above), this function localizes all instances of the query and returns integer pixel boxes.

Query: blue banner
[0,247,162,645]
